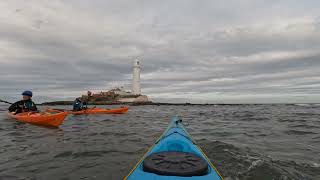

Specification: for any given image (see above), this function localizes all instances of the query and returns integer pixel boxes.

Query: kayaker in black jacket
[8,91,38,114]
[73,98,84,111]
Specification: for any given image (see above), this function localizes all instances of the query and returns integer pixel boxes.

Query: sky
[0,0,320,103]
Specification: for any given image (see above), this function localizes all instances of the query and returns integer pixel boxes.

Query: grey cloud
[0,0,320,103]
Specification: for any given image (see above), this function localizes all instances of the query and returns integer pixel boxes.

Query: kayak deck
[69,106,129,115]
[8,111,68,128]
[125,117,223,180]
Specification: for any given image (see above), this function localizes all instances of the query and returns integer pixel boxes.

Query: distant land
[40,101,195,106]
[40,101,320,106]
[40,101,230,106]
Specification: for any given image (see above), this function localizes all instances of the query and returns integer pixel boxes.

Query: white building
[118,59,150,103]
[132,59,141,95]
[100,59,150,103]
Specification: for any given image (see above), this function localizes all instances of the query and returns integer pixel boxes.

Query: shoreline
[40,101,320,106]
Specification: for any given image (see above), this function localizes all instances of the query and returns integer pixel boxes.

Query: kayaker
[73,98,84,111]
[79,91,92,109]
[8,90,38,114]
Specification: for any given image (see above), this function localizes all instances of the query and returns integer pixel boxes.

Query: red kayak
[8,111,68,127]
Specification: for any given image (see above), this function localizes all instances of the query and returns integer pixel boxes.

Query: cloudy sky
[0,0,320,103]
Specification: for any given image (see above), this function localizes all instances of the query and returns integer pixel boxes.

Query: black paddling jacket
[8,100,38,113]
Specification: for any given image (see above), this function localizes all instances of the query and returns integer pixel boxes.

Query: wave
[198,140,319,180]
[285,130,317,135]
[294,103,320,107]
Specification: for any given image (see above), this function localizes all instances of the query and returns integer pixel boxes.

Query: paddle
[51,108,67,111]
[43,107,68,112]
[1,99,42,115]
[44,101,94,112]
[0,99,13,104]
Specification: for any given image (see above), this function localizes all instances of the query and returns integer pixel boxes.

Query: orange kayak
[7,111,68,128]
[47,106,129,115]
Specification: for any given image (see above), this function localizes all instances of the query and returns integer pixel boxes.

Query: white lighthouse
[132,59,141,95]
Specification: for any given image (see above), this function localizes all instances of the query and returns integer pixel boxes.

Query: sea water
[0,104,319,180]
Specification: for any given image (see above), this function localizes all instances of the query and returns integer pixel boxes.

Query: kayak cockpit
[143,128,212,175]
[143,151,209,176]
[125,118,223,180]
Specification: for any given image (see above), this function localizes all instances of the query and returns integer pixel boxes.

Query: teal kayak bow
[125,117,223,180]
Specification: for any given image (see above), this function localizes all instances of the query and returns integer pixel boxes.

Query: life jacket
[19,100,37,113]
[9,100,37,113]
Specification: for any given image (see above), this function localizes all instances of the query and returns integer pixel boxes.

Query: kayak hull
[8,112,68,127]
[69,106,129,115]
[125,117,223,180]
[47,106,129,115]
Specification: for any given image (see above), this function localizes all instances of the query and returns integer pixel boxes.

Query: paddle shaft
[51,108,67,111]
[0,99,13,105]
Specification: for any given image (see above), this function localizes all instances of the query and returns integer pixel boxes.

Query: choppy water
[0,104,319,180]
